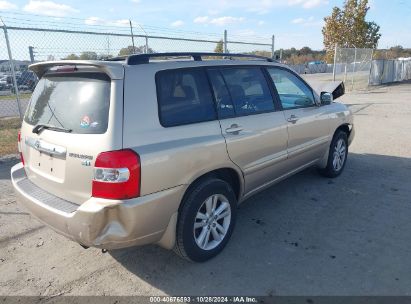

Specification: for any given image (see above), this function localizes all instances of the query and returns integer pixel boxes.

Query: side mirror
[320,92,333,105]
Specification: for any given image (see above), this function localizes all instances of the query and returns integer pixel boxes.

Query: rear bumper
[11,163,184,249]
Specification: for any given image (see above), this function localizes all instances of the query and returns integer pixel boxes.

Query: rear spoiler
[306,80,345,100]
[29,60,124,80]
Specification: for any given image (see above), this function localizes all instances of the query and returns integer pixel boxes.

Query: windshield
[24,73,110,134]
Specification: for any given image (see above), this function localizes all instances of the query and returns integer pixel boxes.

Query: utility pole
[28,46,35,63]
[271,35,275,59]
[129,20,136,54]
[223,30,228,53]
[134,22,148,54]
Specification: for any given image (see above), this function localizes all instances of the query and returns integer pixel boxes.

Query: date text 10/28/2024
[149,297,258,303]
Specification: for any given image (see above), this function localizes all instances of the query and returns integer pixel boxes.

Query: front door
[266,67,331,169]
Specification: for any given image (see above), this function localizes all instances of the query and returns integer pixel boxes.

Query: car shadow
[110,152,411,295]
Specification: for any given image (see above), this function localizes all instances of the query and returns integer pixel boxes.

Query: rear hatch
[19,62,124,205]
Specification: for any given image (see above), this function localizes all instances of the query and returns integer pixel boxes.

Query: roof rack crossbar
[124,52,274,65]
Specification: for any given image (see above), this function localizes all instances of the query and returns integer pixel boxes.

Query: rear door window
[24,73,110,134]
[219,67,274,116]
[207,69,235,119]
[156,68,217,127]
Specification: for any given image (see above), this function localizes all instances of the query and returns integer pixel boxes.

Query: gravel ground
[0,82,410,296]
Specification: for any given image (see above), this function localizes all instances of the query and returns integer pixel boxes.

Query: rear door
[207,66,289,194]
[265,67,331,169]
[20,68,123,204]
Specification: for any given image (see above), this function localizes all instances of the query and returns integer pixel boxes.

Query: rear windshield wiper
[32,124,72,134]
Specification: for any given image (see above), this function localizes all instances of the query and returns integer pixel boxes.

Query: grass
[0,93,32,101]
[0,117,21,156]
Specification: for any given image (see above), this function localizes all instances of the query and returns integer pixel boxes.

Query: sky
[0,0,410,52]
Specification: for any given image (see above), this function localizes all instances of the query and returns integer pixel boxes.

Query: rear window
[24,73,110,134]
[156,68,217,127]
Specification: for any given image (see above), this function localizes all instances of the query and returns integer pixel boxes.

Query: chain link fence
[332,47,374,92]
[288,63,333,74]
[0,18,274,156]
[3,17,409,157]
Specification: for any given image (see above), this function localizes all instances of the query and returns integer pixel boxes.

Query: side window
[266,68,315,109]
[207,69,235,119]
[219,67,275,116]
[156,68,217,127]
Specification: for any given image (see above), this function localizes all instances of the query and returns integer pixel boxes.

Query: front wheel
[174,178,237,262]
[319,130,348,178]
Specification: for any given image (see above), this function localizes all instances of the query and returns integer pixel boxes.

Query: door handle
[225,124,243,135]
[287,115,299,123]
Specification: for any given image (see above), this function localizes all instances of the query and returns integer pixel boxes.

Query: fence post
[271,35,275,59]
[332,44,338,81]
[2,24,23,120]
[223,29,228,53]
[351,47,357,91]
[368,49,374,86]
[145,36,149,54]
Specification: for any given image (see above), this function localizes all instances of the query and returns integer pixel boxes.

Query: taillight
[18,130,24,166]
[92,149,140,200]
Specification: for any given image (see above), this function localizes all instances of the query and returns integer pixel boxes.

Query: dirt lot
[1,82,411,296]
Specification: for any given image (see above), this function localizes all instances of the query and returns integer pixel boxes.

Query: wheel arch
[179,167,244,212]
[158,165,244,251]
[335,123,351,137]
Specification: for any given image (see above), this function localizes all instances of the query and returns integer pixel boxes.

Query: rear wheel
[174,178,237,262]
[319,130,348,178]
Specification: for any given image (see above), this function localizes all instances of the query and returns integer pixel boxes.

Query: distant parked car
[20,70,38,90]
[308,61,325,65]
[7,71,38,93]
[0,76,12,91]
[0,77,7,90]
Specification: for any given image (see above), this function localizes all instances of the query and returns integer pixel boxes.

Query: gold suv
[11,53,354,262]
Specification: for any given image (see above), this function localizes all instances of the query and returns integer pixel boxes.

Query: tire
[174,178,237,262]
[319,130,348,178]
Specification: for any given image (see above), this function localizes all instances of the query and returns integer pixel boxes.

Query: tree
[270,47,326,64]
[214,40,224,53]
[374,45,411,59]
[322,0,381,62]
[79,52,98,60]
[299,46,312,56]
[118,45,154,56]
[63,53,79,60]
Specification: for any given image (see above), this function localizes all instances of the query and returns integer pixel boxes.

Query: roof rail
[123,52,275,65]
